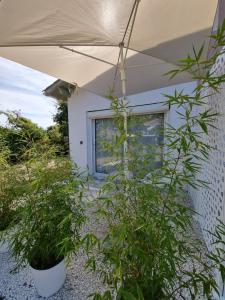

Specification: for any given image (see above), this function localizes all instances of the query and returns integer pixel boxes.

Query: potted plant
[10,150,86,297]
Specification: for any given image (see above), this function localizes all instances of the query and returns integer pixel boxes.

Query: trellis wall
[189,50,225,252]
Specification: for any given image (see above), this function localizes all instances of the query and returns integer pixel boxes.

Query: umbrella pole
[119,43,129,179]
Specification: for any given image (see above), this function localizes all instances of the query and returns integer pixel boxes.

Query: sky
[0,57,57,128]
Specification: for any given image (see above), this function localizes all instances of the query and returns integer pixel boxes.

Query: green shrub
[0,111,48,164]
[87,180,218,300]
[10,151,87,270]
[0,140,22,233]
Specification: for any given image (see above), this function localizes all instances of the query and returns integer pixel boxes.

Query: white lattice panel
[189,50,225,251]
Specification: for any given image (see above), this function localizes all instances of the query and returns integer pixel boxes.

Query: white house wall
[67,81,196,170]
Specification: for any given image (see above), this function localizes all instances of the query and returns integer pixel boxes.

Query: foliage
[0,111,47,164]
[83,21,225,299]
[46,124,64,153]
[0,102,70,162]
[10,149,87,270]
[53,102,69,138]
[47,101,69,155]
[0,137,23,233]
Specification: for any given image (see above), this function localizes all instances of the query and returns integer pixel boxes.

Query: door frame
[87,102,169,179]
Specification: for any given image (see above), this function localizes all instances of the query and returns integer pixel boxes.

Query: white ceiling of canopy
[0,0,218,97]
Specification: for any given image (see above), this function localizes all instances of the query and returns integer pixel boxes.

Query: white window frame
[87,102,169,179]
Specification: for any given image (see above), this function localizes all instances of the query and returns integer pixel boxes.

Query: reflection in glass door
[95,118,120,174]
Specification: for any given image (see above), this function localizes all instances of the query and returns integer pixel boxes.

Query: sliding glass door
[94,113,164,175]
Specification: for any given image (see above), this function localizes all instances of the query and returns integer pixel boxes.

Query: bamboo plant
[83,20,225,300]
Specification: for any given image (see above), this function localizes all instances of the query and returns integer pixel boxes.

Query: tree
[53,102,69,138]
[0,111,48,163]
[47,102,69,155]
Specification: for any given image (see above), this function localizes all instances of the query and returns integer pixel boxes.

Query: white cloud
[0,57,57,128]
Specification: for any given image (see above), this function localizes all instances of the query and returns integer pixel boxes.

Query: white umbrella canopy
[0,0,218,97]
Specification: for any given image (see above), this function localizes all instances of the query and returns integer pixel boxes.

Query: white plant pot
[30,259,66,297]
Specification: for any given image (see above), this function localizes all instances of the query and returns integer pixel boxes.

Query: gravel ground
[0,250,105,300]
[0,187,211,300]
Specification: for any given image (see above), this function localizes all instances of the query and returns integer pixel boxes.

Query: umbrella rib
[127,46,185,69]
[59,45,116,66]
[124,0,140,60]
[0,43,117,47]
[122,0,139,44]
[126,62,169,69]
